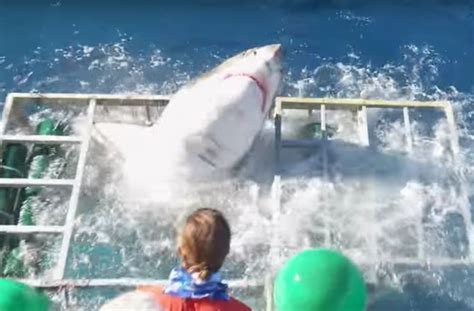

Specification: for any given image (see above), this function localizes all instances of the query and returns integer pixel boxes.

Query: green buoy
[0,279,50,311]
[274,248,367,311]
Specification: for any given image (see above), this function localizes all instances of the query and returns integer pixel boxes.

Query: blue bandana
[164,266,230,301]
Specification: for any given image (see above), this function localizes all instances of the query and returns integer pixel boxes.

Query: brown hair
[178,208,231,280]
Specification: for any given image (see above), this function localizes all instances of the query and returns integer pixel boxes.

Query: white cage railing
[0,93,470,310]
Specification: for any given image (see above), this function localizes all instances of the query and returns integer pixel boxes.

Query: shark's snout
[270,44,283,60]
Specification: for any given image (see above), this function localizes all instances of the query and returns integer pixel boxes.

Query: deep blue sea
[1,1,474,310]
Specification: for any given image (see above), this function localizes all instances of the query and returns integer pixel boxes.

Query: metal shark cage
[272,96,470,254]
[0,92,470,310]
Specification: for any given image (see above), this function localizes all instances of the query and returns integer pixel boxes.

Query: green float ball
[274,249,367,311]
[0,279,50,311]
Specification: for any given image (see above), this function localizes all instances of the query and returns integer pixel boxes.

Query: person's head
[178,208,231,280]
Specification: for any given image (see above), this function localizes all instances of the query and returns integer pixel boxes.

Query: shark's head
[212,44,283,113]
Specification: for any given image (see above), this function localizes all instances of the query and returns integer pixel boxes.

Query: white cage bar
[53,98,96,279]
[17,278,263,289]
[273,96,458,169]
[272,96,468,266]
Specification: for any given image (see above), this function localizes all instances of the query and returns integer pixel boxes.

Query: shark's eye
[253,50,257,55]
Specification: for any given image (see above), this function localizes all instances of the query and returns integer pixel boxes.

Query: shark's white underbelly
[93,76,268,181]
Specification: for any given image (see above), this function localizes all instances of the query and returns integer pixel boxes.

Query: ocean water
[1,1,474,310]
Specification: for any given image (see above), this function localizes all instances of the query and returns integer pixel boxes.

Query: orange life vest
[138,286,251,311]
